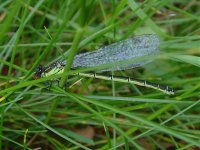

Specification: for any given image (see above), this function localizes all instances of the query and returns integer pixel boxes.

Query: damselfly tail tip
[166,87,176,95]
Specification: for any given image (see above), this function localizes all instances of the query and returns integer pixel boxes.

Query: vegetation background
[0,0,200,149]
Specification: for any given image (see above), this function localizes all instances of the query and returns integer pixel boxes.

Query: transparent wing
[62,34,160,71]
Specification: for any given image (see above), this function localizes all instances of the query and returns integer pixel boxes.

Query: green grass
[0,0,200,149]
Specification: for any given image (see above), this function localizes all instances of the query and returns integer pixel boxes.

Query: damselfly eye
[34,65,43,80]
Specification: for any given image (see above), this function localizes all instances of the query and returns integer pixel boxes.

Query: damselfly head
[34,65,44,80]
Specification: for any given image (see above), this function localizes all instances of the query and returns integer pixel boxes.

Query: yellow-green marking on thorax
[41,67,64,77]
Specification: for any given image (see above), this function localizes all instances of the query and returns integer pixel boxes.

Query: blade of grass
[18,105,91,150]
[72,93,200,147]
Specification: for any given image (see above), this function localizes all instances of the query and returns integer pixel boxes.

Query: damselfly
[34,34,175,95]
